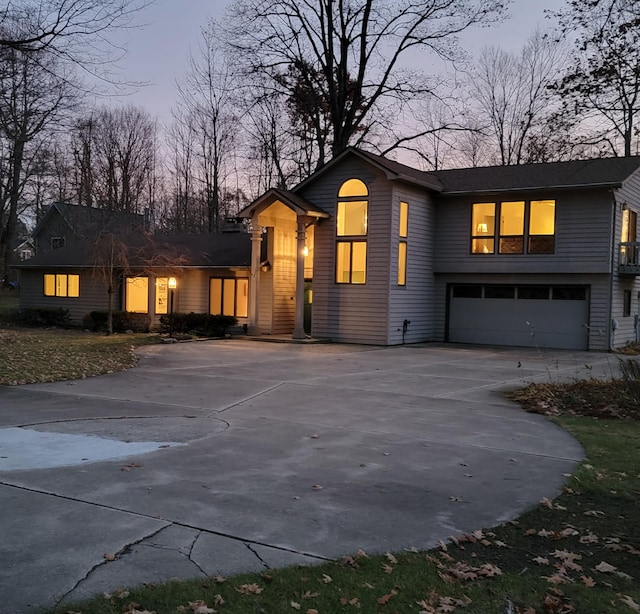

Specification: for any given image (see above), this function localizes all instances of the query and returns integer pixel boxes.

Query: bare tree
[0,44,74,279]
[221,0,508,168]
[71,106,157,213]
[468,31,567,165]
[551,0,640,157]
[0,0,152,82]
[175,28,237,232]
[92,231,187,334]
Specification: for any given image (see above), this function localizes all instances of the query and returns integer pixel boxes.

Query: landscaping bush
[15,307,70,328]
[159,312,237,337]
[82,310,151,333]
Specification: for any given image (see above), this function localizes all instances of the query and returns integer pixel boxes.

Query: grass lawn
[30,346,639,613]
[0,327,159,385]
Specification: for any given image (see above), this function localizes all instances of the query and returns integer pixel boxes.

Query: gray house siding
[611,170,640,348]
[19,268,110,324]
[299,158,392,344]
[387,183,434,344]
[434,189,613,274]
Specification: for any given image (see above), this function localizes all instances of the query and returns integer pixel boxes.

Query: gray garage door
[448,284,589,350]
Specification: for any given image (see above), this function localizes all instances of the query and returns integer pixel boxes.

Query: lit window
[155,278,168,314]
[336,241,367,284]
[125,277,149,313]
[499,201,525,254]
[621,208,637,242]
[336,179,368,284]
[398,201,408,285]
[399,201,409,238]
[529,200,555,253]
[472,203,495,254]
[471,200,555,255]
[210,278,248,317]
[43,274,79,297]
[398,242,407,286]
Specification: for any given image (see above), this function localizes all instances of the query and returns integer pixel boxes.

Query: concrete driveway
[0,340,610,612]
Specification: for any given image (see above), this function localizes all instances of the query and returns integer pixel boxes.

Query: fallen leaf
[595,561,617,574]
[385,552,398,564]
[312,484,323,490]
[188,601,216,614]
[382,563,394,574]
[290,601,301,610]
[235,583,263,595]
[581,576,596,587]
[321,574,332,583]
[306,610,319,614]
[540,497,554,508]
[377,588,398,604]
[103,553,116,561]
[533,556,549,565]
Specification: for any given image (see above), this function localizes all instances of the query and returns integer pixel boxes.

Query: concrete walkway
[0,340,612,612]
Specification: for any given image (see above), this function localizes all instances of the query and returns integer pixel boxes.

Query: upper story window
[50,237,65,250]
[471,199,555,255]
[398,201,408,286]
[44,274,79,297]
[336,179,368,284]
[621,207,637,242]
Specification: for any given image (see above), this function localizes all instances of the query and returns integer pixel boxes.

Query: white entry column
[248,225,262,335]
[292,219,306,339]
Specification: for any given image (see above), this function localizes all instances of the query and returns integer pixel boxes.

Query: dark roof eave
[439,181,624,196]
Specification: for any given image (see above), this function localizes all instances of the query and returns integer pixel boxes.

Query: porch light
[303,246,309,257]
[168,277,177,289]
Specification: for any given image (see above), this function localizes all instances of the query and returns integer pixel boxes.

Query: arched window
[336,179,368,284]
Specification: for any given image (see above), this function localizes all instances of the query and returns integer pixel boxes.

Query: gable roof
[13,232,254,270]
[239,188,330,219]
[32,202,145,238]
[431,156,640,195]
[292,147,444,193]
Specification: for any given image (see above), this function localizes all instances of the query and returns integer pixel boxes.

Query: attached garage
[447,284,590,350]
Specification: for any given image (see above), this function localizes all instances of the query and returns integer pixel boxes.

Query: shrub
[159,312,237,337]
[15,307,70,328]
[82,310,151,333]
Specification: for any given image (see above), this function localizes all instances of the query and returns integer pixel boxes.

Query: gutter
[439,181,624,196]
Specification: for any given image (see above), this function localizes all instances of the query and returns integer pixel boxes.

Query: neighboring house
[14,231,255,330]
[14,238,35,262]
[32,202,146,255]
[238,148,640,351]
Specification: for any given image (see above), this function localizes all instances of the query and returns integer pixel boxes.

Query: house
[13,151,640,350]
[238,148,640,351]
[14,230,255,330]
[32,202,146,255]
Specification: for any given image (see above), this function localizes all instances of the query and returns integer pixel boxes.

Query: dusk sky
[110,0,565,125]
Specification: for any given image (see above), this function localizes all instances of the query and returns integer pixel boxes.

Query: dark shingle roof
[14,233,253,269]
[32,202,145,238]
[431,156,640,194]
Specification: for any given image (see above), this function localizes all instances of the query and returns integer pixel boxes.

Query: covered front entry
[238,189,328,339]
[447,283,590,350]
